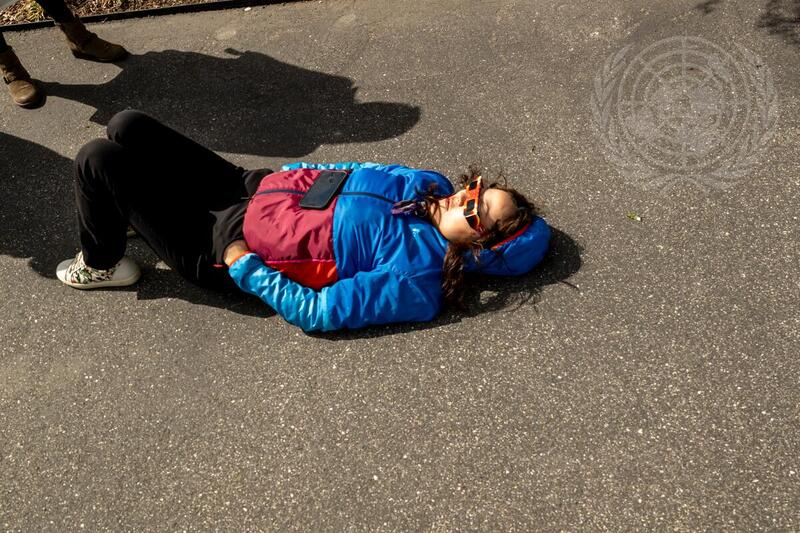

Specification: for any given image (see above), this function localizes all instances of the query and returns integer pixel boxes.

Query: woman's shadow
[41,48,420,157]
[5,49,421,317]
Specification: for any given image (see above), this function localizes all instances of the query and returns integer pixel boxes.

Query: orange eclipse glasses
[463,176,486,234]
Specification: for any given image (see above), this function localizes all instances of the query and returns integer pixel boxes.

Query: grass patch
[1,0,220,25]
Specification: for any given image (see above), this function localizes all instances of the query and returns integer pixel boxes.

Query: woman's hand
[223,239,251,266]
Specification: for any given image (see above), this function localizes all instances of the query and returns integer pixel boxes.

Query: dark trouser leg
[74,139,130,270]
[75,111,250,288]
[0,33,8,53]
[34,0,75,23]
[106,109,246,196]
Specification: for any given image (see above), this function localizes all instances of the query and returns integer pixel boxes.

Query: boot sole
[9,82,44,108]
[70,50,129,63]
[15,94,44,108]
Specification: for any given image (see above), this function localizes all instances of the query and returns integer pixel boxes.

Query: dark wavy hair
[418,164,538,308]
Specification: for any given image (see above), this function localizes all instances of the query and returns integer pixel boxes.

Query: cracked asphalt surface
[1,0,798,529]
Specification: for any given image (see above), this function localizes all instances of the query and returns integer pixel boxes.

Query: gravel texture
[1,0,798,530]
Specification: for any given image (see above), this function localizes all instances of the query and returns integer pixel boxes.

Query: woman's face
[433,187,517,245]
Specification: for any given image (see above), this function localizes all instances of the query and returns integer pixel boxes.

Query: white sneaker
[56,251,141,289]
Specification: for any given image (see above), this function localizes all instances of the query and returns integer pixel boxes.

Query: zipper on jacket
[253,188,304,196]
[339,191,394,204]
[252,189,395,204]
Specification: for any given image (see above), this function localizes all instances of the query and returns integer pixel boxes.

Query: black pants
[74,110,265,289]
[0,0,74,52]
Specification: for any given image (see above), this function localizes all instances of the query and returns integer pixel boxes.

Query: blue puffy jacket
[229,162,550,331]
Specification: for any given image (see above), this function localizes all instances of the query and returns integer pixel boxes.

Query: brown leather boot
[0,47,42,108]
[57,19,128,62]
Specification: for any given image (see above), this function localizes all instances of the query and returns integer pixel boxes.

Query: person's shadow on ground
[758,0,800,46]
[5,49,418,317]
[42,48,420,157]
[697,0,800,47]
[0,132,75,275]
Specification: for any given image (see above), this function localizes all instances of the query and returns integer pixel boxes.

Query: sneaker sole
[56,259,141,290]
[60,272,141,290]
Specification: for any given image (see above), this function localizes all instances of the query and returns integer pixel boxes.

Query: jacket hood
[463,216,551,276]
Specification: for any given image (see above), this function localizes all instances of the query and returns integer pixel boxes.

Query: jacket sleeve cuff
[227,252,263,283]
[227,250,252,268]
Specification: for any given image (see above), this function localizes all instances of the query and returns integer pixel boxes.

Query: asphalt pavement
[1,0,798,529]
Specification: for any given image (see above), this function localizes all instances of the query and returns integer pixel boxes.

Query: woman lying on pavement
[57,110,551,331]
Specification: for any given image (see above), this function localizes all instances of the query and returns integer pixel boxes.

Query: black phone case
[299,170,350,209]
